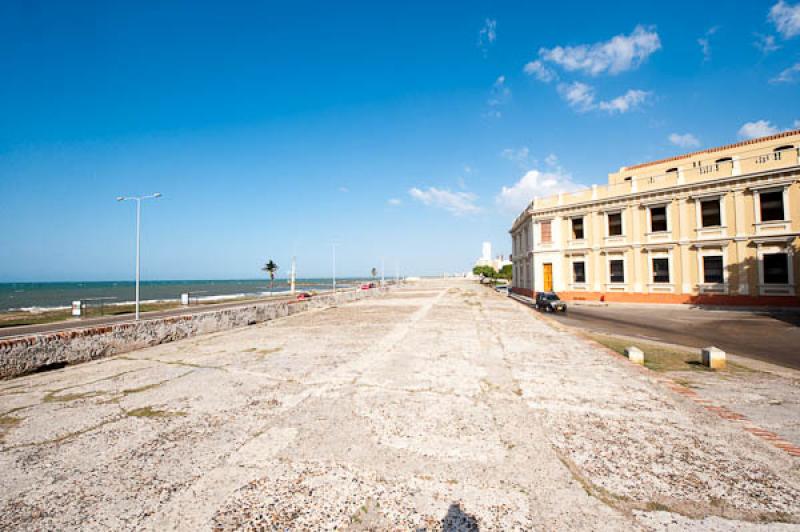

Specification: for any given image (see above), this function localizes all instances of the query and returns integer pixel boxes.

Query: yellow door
[543,263,553,292]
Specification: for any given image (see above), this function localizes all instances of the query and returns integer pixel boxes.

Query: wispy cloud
[536,25,661,76]
[478,18,496,55]
[496,160,582,213]
[668,132,701,148]
[771,62,800,83]
[738,120,779,139]
[500,146,530,166]
[338,186,349,193]
[558,82,650,114]
[769,1,800,39]
[697,26,719,62]
[408,187,481,216]
[523,60,557,82]
[754,33,781,53]
[597,89,650,114]
[486,75,510,118]
[558,81,596,112]
[387,198,402,206]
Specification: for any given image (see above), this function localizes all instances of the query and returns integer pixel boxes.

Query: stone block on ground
[624,346,644,365]
[702,346,726,369]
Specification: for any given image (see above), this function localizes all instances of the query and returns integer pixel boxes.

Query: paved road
[535,302,800,370]
[1,281,797,530]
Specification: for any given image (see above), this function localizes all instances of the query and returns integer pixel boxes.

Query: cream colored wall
[609,132,800,185]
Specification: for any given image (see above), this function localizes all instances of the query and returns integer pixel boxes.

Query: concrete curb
[507,291,800,459]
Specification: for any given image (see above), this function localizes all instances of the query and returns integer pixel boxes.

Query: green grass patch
[587,334,754,374]
[120,382,164,395]
[43,390,104,403]
[0,414,22,428]
[126,406,185,418]
[589,333,703,372]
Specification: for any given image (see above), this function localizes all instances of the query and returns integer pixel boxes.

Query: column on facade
[732,188,749,295]
[592,210,603,292]
[631,205,642,293]
[678,196,693,294]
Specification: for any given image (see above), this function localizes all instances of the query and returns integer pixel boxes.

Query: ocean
[0,278,363,313]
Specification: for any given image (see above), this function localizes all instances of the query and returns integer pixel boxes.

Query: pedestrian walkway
[0,280,797,530]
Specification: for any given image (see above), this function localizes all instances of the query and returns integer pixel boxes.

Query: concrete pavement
[1,280,798,530]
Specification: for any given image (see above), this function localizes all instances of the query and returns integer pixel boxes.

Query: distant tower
[482,241,492,262]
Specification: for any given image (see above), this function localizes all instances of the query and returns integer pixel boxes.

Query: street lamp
[332,243,337,293]
[116,193,162,320]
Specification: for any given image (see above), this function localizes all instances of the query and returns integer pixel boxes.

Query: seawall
[0,287,387,379]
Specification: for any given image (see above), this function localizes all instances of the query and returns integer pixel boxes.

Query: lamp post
[116,193,162,320]
[332,243,337,293]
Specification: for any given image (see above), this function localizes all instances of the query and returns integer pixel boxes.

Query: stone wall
[0,287,387,380]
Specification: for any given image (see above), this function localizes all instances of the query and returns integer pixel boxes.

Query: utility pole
[290,256,296,294]
[381,257,385,286]
[116,193,162,320]
[332,243,337,293]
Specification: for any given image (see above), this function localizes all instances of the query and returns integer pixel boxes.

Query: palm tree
[371,267,377,282]
[262,260,279,294]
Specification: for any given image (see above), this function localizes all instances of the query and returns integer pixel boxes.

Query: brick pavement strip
[0,280,799,530]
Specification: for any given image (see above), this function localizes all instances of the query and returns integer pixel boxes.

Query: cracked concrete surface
[0,280,798,530]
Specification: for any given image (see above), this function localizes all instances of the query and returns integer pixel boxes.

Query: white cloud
[795,119,800,128]
[558,81,596,112]
[597,89,650,114]
[558,82,649,114]
[500,146,530,165]
[769,1,800,39]
[486,75,511,117]
[408,187,481,216]
[338,186,349,193]
[478,18,496,54]
[523,60,557,82]
[754,33,781,53]
[537,25,661,76]
[668,133,701,148]
[738,120,780,139]
[697,26,719,62]
[387,198,402,206]
[544,153,559,167]
[496,166,582,213]
[697,37,712,62]
[771,62,800,83]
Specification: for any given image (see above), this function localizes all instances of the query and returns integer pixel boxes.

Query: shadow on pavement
[441,502,480,531]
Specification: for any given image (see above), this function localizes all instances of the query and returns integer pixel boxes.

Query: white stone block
[702,346,726,369]
[625,346,644,365]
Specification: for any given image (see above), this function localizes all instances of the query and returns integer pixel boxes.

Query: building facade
[509,130,800,305]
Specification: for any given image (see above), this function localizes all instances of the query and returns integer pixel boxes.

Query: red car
[296,292,313,300]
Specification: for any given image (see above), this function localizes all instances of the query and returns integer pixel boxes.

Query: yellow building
[509,130,800,306]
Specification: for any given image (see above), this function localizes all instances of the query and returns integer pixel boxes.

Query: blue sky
[1,1,799,281]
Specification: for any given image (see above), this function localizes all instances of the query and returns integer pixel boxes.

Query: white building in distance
[475,241,511,272]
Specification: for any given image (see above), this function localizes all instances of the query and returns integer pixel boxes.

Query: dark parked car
[534,292,567,312]
[494,285,509,294]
